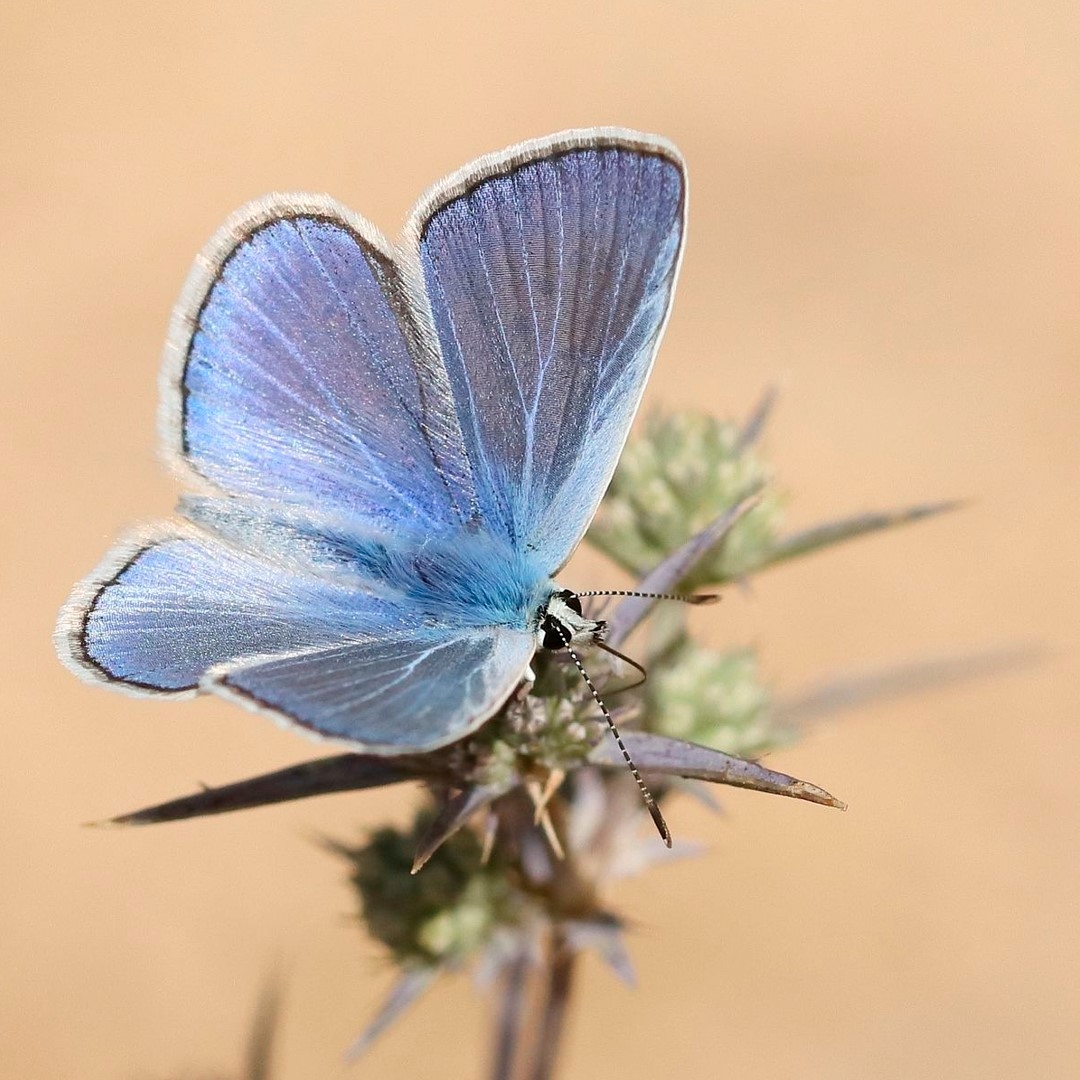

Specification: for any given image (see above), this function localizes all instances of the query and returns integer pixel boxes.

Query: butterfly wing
[55,524,405,696]
[207,626,535,753]
[56,525,535,751]
[405,129,686,568]
[162,194,478,536]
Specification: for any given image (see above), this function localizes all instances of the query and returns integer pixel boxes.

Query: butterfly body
[57,130,686,756]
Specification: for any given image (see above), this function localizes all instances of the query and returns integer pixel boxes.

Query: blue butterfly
[55,129,686,830]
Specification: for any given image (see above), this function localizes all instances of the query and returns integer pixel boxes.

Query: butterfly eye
[540,616,566,651]
[558,590,583,616]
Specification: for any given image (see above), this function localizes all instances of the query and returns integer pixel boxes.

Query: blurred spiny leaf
[588,407,960,588]
[345,969,436,1064]
[156,975,281,1080]
[774,641,1046,728]
[756,500,965,573]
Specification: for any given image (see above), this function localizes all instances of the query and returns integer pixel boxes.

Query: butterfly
[55,129,687,838]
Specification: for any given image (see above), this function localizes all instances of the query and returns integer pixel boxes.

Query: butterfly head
[537,589,606,651]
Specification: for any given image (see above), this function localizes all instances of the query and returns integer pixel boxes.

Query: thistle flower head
[588,412,784,586]
[338,819,523,968]
[643,640,792,759]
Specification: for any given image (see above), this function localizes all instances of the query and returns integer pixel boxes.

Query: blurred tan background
[3,3,1078,1077]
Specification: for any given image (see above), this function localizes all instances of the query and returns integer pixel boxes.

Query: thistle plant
[118,395,959,1080]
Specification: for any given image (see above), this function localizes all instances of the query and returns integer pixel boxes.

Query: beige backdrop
[3,3,1078,1078]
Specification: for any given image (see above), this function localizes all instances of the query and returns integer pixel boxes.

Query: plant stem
[490,947,531,1080]
[528,934,577,1080]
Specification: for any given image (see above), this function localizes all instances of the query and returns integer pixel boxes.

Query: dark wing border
[55,521,208,698]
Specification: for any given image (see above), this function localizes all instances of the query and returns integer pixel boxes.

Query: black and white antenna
[548,617,672,847]
[540,587,718,847]
[575,588,718,605]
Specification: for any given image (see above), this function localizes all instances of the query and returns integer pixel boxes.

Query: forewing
[207,627,536,754]
[162,195,477,534]
[406,129,686,567]
[55,524,405,695]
